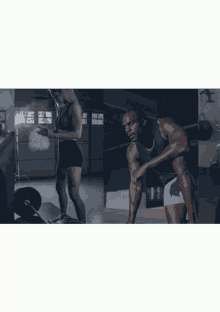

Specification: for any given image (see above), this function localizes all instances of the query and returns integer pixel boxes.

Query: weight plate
[13,187,42,219]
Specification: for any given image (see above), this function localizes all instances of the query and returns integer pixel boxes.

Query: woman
[37,89,86,223]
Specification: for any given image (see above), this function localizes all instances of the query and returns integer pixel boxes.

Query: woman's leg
[67,166,86,223]
[56,165,68,215]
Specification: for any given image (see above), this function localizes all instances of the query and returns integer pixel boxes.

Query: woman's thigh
[56,165,68,187]
[67,166,82,188]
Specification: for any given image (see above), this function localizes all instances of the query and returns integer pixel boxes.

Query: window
[82,113,88,125]
[38,111,53,124]
[15,111,35,125]
[92,113,104,125]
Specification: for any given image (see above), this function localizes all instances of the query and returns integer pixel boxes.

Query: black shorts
[58,140,83,169]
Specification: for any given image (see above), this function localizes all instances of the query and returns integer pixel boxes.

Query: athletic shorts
[164,176,185,206]
[58,140,83,169]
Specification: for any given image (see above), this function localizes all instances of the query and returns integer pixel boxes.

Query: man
[123,107,198,224]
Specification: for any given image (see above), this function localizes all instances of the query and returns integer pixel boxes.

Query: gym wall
[76,90,104,177]
[198,89,220,223]
[0,89,16,223]
[14,89,104,179]
[0,89,15,132]
[14,90,57,179]
[198,89,220,168]
[0,132,16,223]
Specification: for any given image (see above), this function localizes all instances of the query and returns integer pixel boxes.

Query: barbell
[184,120,213,141]
[208,163,220,186]
[104,120,213,153]
[13,187,84,224]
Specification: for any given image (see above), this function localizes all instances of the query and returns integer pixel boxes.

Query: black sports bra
[55,103,74,132]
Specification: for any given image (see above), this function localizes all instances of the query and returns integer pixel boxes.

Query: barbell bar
[104,120,213,153]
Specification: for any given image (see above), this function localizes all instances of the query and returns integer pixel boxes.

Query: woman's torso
[55,102,76,142]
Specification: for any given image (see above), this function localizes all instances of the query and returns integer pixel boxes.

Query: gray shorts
[164,177,185,206]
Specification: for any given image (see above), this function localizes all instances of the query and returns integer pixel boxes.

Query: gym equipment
[13,187,47,223]
[104,120,213,153]
[184,120,213,141]
[209,163,220,186]
[13,187,84,224]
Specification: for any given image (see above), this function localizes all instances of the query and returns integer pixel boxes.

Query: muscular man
[123,108,198,224]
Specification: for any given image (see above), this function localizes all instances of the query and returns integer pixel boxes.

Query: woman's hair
[49,89,76,104]
[48,89,62,101]
[48,89,62,96]
[61,89,76,103]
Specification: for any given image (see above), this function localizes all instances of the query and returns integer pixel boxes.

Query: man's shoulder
[127,141,137,152]
[157,117,176,126]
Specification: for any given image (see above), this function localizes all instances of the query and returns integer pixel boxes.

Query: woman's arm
[38,104,83,140]
[51,104,82,140]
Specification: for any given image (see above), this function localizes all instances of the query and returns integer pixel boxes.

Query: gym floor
[103,190,190,224]
[103,189,168,224]
[14,177,104,224]
[14,178,192,224]
[104,206,168,224]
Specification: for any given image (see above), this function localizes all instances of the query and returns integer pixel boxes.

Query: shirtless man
[122,108,198,224]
